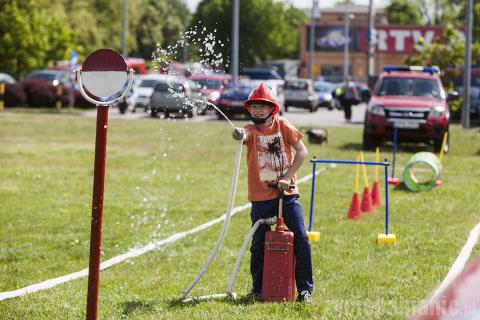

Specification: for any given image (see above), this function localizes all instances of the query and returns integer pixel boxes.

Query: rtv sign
[360,26,465,53]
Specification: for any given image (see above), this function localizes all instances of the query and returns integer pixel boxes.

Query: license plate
[393,121,420,129]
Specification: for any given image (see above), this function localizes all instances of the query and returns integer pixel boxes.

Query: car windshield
[243,69,282,80]
[28,73,57,81]
[314,83,332,92]
[192,79,221,89]
[155,82,184,93]
[286,81,308,90]
[222,84,254,95]
[378,77,441,98]
[139,79,159,88]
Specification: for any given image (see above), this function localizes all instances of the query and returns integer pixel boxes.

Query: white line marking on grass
[0,167,328,301]
[429,222,480,302]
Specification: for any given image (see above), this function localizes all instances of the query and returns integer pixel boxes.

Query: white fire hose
[179,139,243,300]
[226,217,277,296]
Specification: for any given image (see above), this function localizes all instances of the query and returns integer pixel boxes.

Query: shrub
[22,79,56,107]
[4,82,26,107]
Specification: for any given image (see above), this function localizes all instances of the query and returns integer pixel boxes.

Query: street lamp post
[462,0,473,129]
[121,0,128,57]
[367,0,375,84]
[309,0,319,82]
[231,0,240,84]
[343,9,354,82]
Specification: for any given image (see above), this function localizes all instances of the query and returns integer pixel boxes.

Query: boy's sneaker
[297,290,312,303]
[244,291,261,302]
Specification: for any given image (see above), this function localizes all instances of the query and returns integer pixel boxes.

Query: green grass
[1,109,480,319]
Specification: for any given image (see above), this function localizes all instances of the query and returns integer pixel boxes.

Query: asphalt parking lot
[82,103,367,128]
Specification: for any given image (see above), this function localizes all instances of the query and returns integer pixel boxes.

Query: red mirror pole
[86,105,109,320]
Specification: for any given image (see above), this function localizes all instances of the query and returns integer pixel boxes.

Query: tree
[189,0,307,71]
[458,0,480,43]
[0,0,74,78]
[405,25,480,115]
[135,0,185,60]
[335,0,354,5]
[385,0,422,25]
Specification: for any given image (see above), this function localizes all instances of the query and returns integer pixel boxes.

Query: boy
[232,83,313,303]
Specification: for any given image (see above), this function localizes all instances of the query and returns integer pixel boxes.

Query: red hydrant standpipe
[262,184,296,302]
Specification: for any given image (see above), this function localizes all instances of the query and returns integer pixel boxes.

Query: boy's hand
[277,179,291,191]
[232,127,245,141]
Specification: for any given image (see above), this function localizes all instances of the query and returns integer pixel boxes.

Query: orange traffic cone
[370,148,382,206]
[347,155,362,220]
[371,181,382,206]
[361,186,374,213]
[347,192,362,220]
[360,152,374,213]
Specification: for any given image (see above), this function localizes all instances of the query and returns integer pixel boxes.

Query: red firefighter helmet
[244,82,280,115]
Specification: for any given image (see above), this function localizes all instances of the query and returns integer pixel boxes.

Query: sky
[184,0,390,12]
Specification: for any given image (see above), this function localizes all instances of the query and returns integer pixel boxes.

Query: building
[299,5,445,84]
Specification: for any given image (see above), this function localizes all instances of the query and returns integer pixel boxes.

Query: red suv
[363,66,450,152]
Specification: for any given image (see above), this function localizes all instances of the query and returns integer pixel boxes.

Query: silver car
[148,77,207,118]
[284,78,319,112]
[129,74,166,112]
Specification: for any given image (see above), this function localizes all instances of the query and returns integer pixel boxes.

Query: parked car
[25,69,75,88]
[241,68,283,80]
[0,72,15,83]
[148,76,206,118]
[455,86,480,120]
[129,74,170,112]
[355,81,372,103]
[313,81,335,109]
[284,78,318,112]
[189,73,231,114]
[330,81,371,108]
[216,81,257,119]
[363,66,453,152]
[24,69,78,107]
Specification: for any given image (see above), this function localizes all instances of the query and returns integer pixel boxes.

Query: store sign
[308,26,464,54]
[358,26,460,53]
[308,26,357,52]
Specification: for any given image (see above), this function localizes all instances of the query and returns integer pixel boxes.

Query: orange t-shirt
[244,116,303,201]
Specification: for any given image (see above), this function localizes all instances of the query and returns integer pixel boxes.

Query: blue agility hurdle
[308,158,396,244]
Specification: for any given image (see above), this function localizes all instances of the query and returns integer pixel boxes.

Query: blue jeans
[250,195,314,294]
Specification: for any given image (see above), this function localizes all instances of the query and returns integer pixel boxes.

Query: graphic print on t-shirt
[257,133,289,181]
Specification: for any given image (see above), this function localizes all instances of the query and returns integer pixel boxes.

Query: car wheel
[164,111,170,118]
[151,109,158,118]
